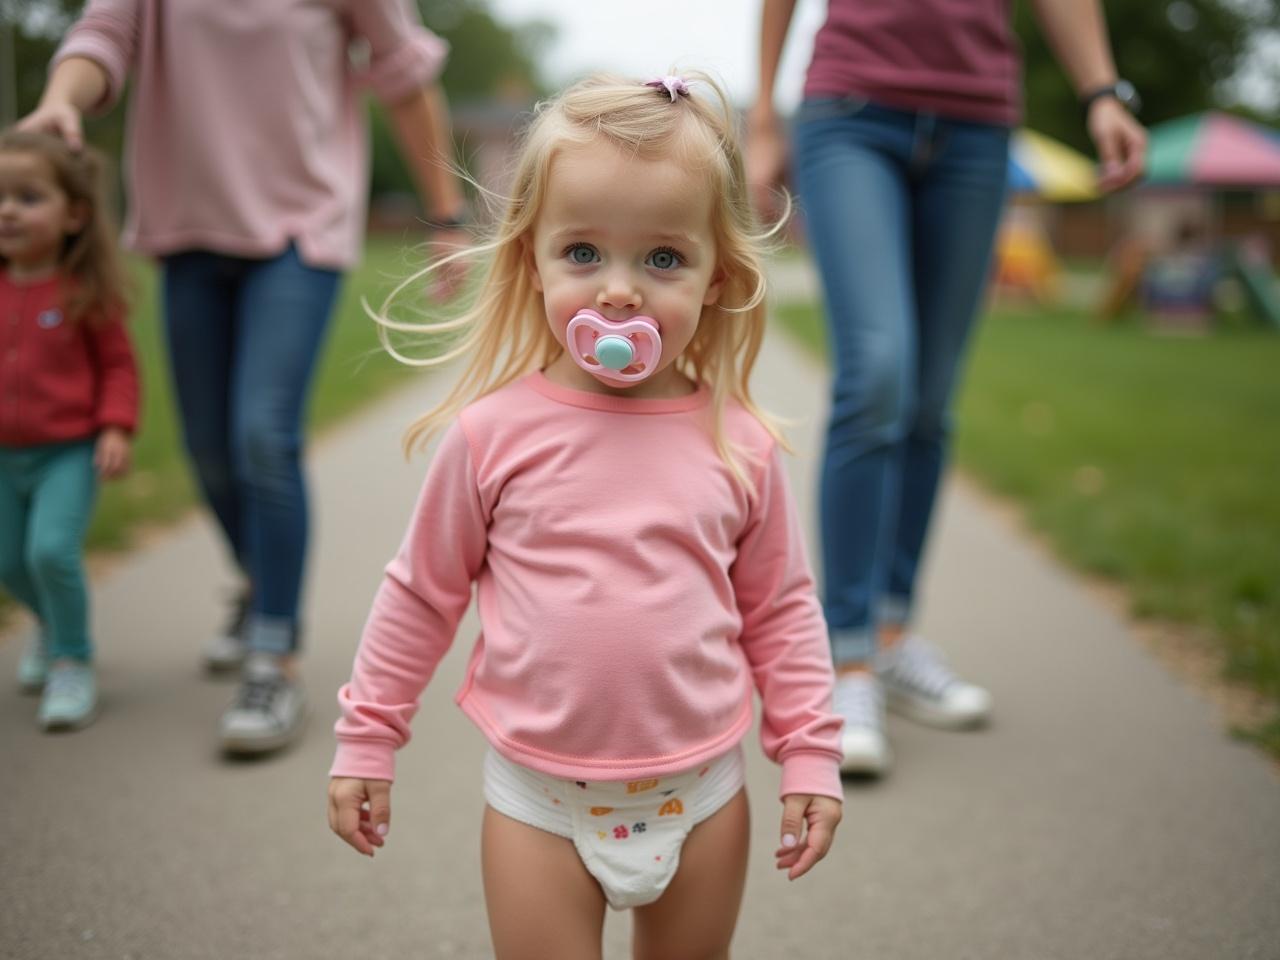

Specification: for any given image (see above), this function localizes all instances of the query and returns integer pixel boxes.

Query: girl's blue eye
[567,244,599,265]
[647,248,682,271]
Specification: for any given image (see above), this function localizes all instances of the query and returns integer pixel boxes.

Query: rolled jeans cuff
[877,595,912,629]
[830,627,877,667]
[245,614,297,656]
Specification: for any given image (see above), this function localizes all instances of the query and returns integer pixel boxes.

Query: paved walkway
[2,318,1278,959]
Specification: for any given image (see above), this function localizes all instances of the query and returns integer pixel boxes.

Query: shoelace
[45,668,88,699]
[235,674,284,712]
[885,638,957,699]
[832,675,883,728]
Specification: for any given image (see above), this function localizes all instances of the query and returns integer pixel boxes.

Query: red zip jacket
[0,271,139,447]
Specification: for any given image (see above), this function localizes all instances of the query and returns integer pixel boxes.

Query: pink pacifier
[566,309,663,386]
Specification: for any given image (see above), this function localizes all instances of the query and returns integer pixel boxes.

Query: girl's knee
[25,539,82,583]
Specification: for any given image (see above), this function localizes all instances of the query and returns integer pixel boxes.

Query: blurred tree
[370,0,553,197]
[1017,0,1280,150]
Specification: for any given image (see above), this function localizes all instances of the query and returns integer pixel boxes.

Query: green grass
[87,235,428,549]
[774,298,1280,755]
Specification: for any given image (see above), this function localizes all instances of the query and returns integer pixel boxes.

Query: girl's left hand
[94,427,132,480]
[775,793,843,880]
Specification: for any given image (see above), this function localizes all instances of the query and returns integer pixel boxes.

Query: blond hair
[374,71,787,487]
[0,128,128,325]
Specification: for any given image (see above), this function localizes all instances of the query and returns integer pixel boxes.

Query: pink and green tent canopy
[1145,111,1280,187]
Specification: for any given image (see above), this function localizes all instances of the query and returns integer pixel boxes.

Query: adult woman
[21,0,469,755]
[749,0,1145,774]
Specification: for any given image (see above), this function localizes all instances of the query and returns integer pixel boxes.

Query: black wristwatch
[1081,79,1141,116]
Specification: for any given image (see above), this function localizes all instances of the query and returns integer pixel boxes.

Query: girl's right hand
[17,100,85,151]
[327,777,393,857]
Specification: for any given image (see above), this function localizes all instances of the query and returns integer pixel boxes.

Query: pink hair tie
[645,75,692,102]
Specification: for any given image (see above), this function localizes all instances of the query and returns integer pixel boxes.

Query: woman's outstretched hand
[775,793,843,880]
[328,777,393,857]
[16,100,85,151]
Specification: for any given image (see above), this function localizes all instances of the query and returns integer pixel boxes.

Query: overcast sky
[487,0,1279,115]
[486,0,827,110]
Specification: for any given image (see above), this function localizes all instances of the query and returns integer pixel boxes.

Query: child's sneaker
[17,633,49,693]
[38,662,98,731]
[219,653,307,754]
[203,591,250,673]
[832,671,891,775]
[876,634,992,730]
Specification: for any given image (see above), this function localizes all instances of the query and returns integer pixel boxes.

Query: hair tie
[644,75,692,102]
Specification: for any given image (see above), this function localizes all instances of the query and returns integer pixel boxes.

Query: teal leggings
[0,441,98,662]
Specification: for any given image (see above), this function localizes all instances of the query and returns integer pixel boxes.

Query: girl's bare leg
[631,788,750,960]
[481,805,607,960]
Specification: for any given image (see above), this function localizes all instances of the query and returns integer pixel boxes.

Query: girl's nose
[596,271,641,313]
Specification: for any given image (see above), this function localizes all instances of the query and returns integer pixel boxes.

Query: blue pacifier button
[595,335,635,371]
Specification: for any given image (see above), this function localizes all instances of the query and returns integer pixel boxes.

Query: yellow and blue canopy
[1008,128,1098,202]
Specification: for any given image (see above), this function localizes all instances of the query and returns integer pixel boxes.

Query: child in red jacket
[0,129,138,730]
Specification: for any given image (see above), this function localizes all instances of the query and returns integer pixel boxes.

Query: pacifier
[565,309,663,386]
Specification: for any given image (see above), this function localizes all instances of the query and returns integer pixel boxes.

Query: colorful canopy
[1145,112,1280,187]
[1008,128,1098,202]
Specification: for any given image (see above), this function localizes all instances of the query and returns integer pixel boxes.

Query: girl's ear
[702,263,727,306]
[64,199,90,236]
[522,235,543,293]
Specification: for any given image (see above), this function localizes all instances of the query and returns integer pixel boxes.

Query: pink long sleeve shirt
[52,0,448,269]
[330,373,844,801]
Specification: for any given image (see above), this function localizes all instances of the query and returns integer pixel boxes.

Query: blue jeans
[792,98,1009,666]
[162,245,340,655]
[0,441,97,662]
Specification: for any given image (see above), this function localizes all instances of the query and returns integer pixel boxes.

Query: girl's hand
[1087,97,1146,193]
[327,777,393,858]
[94,428,132,480]
[17,100,85,151]
[775,793,842,881]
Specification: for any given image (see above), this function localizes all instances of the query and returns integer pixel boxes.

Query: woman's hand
[94,427,132,480]
[746,105,790,224]
[1088,97,1146,192]
[17,99,85,150]
[328,777,393,857]
[426,225,471,302]
[775,793,843,880]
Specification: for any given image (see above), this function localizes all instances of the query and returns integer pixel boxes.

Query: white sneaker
[203,592,250,673]
[17,633,49,693]
[219,653,307,755]
[877,634,992,730]
[38,662,98,731]
[832,672,891,775]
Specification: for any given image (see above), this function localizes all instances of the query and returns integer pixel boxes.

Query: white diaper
[483,745,746,910]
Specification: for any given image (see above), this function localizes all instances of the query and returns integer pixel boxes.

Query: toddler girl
[327,73,842,958]
[0,129,138,730]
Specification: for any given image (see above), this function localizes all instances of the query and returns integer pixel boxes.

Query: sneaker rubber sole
[219,709,308,756]
[884,687,991,730]
[39,702,99,732]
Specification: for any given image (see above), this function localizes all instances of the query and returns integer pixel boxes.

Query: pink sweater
[53,0,448,269]
[330,373,844,801]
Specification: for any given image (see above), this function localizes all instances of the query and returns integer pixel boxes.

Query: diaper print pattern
[603,821,648,840]
[658,798,683,817]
